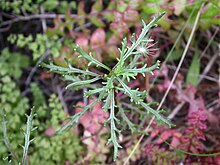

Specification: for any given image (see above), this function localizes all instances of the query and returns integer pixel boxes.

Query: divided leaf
[43,12,172,161]
[75,46,111,71]
[56,101,97,135]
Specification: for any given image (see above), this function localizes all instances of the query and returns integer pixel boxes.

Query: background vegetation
[0,0,219,164]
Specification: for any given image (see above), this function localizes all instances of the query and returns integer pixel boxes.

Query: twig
[199,27,219,59]
[0,14,79,28]
[25,46,53,85]
[198,53,218,84]
[198,27,219,84]
[123,3,205,164]
[168,102,185,119]
[0,25,11,33]
[40,6,47,33]
[151,4,197,88]
[218,43,220,99]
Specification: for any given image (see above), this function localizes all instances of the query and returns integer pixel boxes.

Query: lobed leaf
[84,88,105,97]
[56,101,97,135]
[124,60,160,75]
[140,102,172,127]
[102,89,113,112]
[117,78,140,103]
[66,76,101,89]
[106,91,122,161]
[75,46,111,71]
[117,101,137,134]
[41,62,99,77]
[123,12,166,60]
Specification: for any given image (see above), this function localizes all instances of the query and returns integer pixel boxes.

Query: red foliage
[75,99,109,135]
[90,28,106,50]
[75,34,89,52]
[182,109,207,140]
[150,125,182,148]
[145,109,215,164]
[145,144,179,164]
[179,109,208,164]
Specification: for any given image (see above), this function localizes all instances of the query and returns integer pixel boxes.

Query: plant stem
[22,108,35,165]
[1,109,19,163]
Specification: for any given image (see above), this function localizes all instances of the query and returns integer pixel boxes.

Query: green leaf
[0,48,30,78]
[123,12,166,60]
[166,49,184,61]
[210,18,220,25]
[142,5,160,15]
[75,46,111,71]
[66,76,101,89]
[186,50,200,86]
[117,78,140,103]
[84,88,104,97]
[102,90,113,112]
[43,0,58,10]
[50,48,60,58]
[157,17,171,30]
[140,102,172,127]
[124,60,160,75]
[22,108,36,165]
[41,62,99,77]
[89,16,105,27]
[106,91,122,161]
[56,101,97,135]
[117,101,136,133]
[201,3,220,19]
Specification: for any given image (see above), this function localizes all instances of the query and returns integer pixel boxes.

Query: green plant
[29,94,83,165]
[186,49,200,86]
[0,48,83,164]
[21,109,37,165]
[30,82,46,107]
[1,90,83,164]
[29,130,83,165]
[0,48,29,78]
[0,0,76,14]
[8,34,62,60]
[0,49,30,164]
[1,108,36,164]
[43,12,173,160]
[1,95,83,164]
